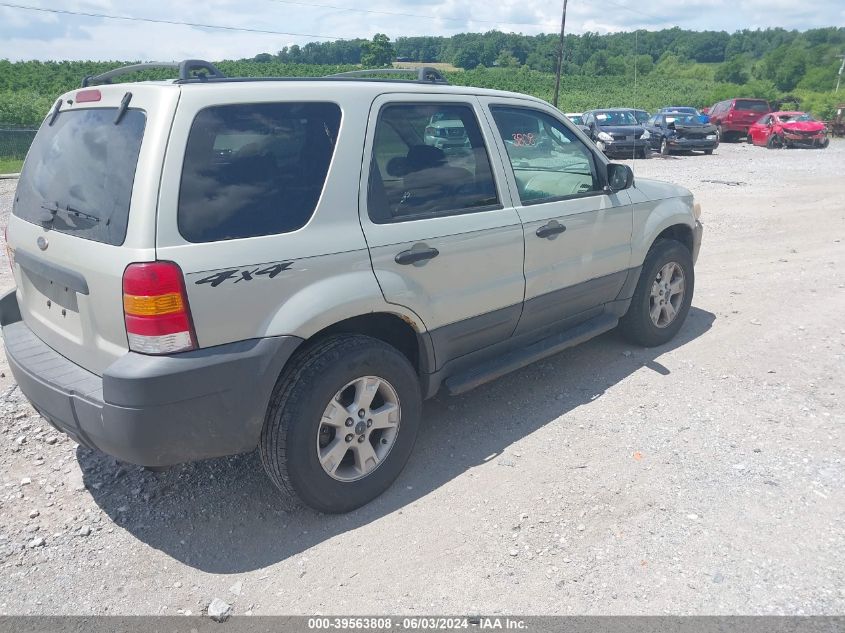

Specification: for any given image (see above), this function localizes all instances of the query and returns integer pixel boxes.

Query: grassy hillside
[0,59,841,129]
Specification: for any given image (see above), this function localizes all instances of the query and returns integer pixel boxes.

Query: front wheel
[660,138,669,156]
[619,240,694,347]
[260,335,422,513]
[767,134,783,149]
[704,149,714,155]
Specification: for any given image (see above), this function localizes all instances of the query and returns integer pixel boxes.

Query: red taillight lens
[75,89,101,103]
[122,262,196,354]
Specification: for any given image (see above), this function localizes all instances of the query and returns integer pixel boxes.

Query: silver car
[2,62,702,513]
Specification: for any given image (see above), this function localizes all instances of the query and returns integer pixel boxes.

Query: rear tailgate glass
[13,108,145,246]
[734,100,769,113]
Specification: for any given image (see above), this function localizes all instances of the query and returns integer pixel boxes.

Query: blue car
[658,106,709,124]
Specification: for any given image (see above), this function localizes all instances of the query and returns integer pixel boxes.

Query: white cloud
[0,0,840,61]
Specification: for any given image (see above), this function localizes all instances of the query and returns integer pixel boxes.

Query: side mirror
[606,163,634,192]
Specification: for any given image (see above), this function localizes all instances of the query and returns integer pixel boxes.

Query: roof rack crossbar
[81,59,226,87]
[327,67,448,84]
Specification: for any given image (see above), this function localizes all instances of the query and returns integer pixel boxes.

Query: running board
[444,313,619,396]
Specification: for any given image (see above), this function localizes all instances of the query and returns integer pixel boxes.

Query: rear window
[735,100,769,112]
[178,102,341,243]
[13,108,146,246]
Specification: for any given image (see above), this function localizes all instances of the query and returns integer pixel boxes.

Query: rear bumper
[720,123,753,135]
[0,290,301,467]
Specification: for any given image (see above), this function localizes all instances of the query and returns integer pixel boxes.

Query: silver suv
[2,61,703,513]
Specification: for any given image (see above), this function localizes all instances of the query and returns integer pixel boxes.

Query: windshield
[594,111,638,126]
[14,108,146,246]
[567,114,584,125]
[735,100,769,112]
[779,113,815,123]
[664,114,701,126]
[664,107,697,115]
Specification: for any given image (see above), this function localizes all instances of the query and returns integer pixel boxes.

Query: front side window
[367,103,499,222]
[178,102,341,242]
[490,107,600,205]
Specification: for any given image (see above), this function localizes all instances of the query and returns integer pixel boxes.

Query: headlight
[693,201,702,220]
[706,134,717,140]
[597,131,614,142]
[641,130,650,140]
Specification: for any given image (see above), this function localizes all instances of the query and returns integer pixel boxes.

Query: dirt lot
[0,141,843,616]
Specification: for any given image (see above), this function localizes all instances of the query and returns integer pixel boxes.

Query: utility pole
[552,0,568,108]
[836,54,844,93]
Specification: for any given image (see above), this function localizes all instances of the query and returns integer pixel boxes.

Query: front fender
[630,194,696,266]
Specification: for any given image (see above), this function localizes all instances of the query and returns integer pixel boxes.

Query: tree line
[1,27,843,127]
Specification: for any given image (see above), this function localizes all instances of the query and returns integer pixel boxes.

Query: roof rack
[327,67,449,84]
[81,59,226,87]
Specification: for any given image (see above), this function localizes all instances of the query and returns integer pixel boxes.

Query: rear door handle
[536,221,567,239]
[395,247,440,265]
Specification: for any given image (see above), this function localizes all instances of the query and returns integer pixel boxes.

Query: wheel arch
[632,198,696,265]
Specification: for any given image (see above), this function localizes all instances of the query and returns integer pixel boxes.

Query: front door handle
[536,221,567,239]
[395,246,440,265]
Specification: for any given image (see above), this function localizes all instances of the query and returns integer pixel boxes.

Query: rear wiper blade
[40,201,100,224]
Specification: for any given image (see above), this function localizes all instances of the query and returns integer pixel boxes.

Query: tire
[660,138,669,156]
[260,334,422,513]
[639,147,651,159]
[766,134,782,149]
[715,125,722,143]
[704,149,713,155]
[619,239,694,347]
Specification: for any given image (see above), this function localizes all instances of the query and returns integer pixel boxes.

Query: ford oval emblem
[37,236,48,251]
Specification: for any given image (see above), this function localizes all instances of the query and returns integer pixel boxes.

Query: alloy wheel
[316,376,401,482]
[649,262,685,328]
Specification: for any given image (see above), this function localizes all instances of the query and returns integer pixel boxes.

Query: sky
[0,0,843,61]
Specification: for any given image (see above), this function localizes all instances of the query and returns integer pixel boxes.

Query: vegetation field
[0,26,842,133]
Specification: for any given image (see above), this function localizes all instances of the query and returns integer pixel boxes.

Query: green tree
[361,34,394,68]
[715,56,749,84]
[495,49,520,68]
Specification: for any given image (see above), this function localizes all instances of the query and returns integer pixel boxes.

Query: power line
[0,2,342,40]
[266,0,559,29]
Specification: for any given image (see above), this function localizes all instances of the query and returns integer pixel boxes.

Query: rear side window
[735,100,769,112]
[13,108,146,246]
[178,102,341,242]
[367,103,499,223]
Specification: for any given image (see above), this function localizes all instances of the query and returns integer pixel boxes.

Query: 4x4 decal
[192,261,293,288]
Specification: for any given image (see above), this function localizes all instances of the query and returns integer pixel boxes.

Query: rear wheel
[260,335,421,513]
[620,240,694,347]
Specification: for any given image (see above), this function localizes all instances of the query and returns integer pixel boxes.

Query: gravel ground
[0,141,843,616]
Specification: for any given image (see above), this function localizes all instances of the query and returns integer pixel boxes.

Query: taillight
[122,262,196,354]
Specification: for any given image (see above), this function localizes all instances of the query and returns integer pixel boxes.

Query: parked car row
[564,98,831,158]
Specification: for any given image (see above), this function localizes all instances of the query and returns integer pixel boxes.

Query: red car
[707,98,771,141]
[748,111,830,149]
